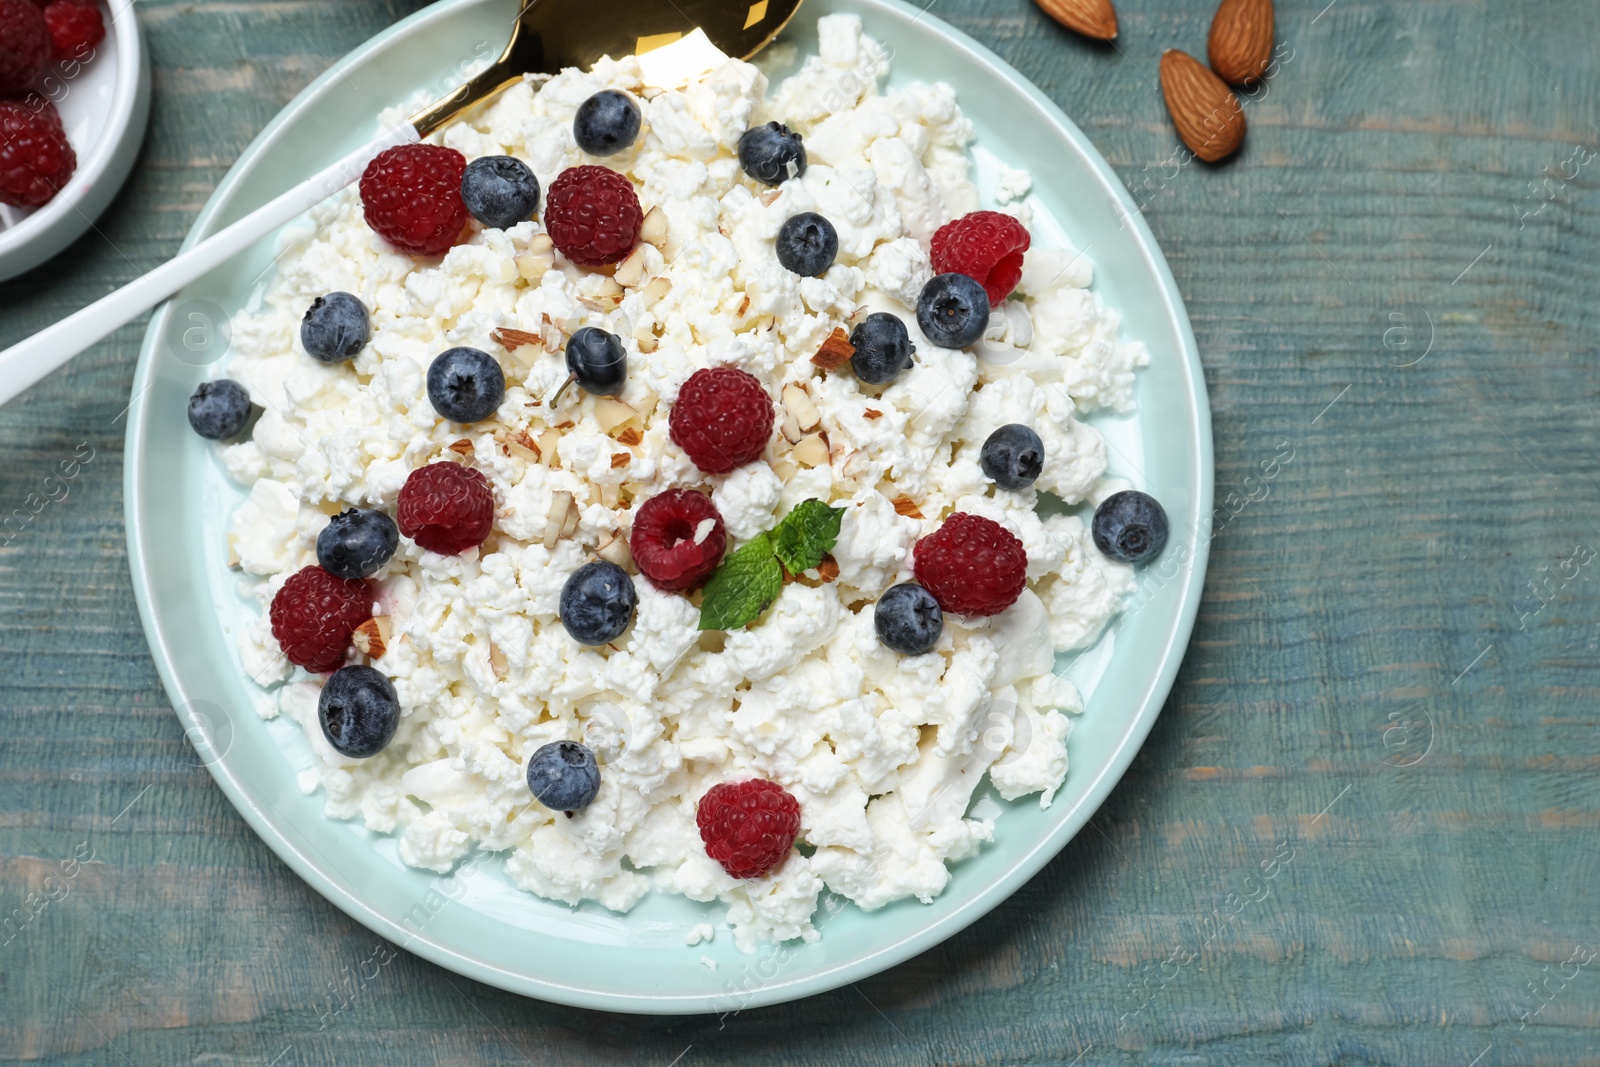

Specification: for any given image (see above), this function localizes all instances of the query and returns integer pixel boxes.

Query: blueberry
[738,122,806,187]
[526,740,601,811]
[427,346,506,423]
[574,90,642,157]
[565,327,627,397]
[301,292,370,363]
[917,273,991,349]
[849,312,915,386]
[560,560,637,646]
[187,379,253,440]
[317,509,400,580]
[1092,490,1169,564]
[981,424,1045,491]
[875,583,944,656]
[318,665,400,759]
[776,212,838,277]
[460,155,541,230]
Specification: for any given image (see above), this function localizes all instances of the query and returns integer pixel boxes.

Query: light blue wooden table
[2,0,1598,1063]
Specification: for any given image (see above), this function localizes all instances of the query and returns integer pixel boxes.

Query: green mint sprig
[697,499,846,631]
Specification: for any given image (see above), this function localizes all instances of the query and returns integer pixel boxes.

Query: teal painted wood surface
[2,0,1599,1062]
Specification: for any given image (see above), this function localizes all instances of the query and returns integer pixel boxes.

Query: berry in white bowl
[0,0,148,282]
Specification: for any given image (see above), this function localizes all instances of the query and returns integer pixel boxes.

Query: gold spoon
[415,0,805,136]
[0,0,805,408]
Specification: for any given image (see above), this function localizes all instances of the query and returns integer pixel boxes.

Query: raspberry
[931,211,1032,307]
[629,489,727,592]
[0,98,74,208]
[696,779,801,880]
[913,512,1028,617]
[544,165,642,266]
[358,143,469,257]
[668,367,774,474]
[0,0,50,95]
[397,463,495,555]
[42,0,101,61]
[270,566,374,674]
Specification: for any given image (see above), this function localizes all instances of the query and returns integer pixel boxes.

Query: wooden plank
[2,0,1599,1063]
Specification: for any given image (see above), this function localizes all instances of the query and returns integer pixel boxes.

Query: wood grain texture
[3,0,1600,1063]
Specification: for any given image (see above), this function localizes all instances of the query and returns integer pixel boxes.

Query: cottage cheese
[222,15,1149,951]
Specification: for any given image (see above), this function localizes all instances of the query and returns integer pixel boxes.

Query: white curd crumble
[222,14,1148,952]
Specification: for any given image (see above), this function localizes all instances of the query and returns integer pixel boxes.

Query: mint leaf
[698,533,784,631]
[771,499,845,574]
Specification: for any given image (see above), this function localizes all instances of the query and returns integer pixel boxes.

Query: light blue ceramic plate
[124,0,1212,1014]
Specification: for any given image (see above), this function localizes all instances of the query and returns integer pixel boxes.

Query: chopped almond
[594,397,640,433]
[782,382,822,432]
[817,555,840,583]
[640,206,669,249]
[498,428,540,462]
[893,495,925,520]
[810,327,855,370]
[792,433,830,468]
[352,617,392,659]
[491,327,543,352]
[614,247,648,287]
[596,531,634,572]
[537,427,562,467]
[545,492,575,549]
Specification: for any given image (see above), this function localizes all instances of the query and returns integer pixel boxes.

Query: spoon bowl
[414,0,804,135]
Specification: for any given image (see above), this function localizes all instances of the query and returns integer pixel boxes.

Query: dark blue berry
[527,740,601,811]
[187,379,253,440]
[427,346,506,423]
[1092,490,1169,564]
[301,292,369,363]
[875,583,944,655]
[776,212,838,277]
[738,122,806,187]
[460,156,541,230]
[317,509,400,580]
[981,424,1045,491]
[565,327,627,396]
[849,312,915,386]
[318,665,400,759]
[574,90,642,157]
[917,273,991,349]
[560,560,637,645]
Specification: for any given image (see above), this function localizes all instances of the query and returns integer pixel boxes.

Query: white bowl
[0,0,150,282]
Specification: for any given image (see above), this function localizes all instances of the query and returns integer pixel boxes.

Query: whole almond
[1160,50,1246,163]
[1208,0,1274,87]
[1035,0,1117,41]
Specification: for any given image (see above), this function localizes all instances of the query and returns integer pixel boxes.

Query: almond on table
[1034,0,1118,40]
[1208,0,1275,87]
[1160,49,1247,163]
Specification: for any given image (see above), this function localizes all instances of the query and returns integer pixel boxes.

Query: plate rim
[123,0,1212,1014]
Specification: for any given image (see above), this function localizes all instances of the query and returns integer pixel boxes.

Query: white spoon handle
[0,123,421,409]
